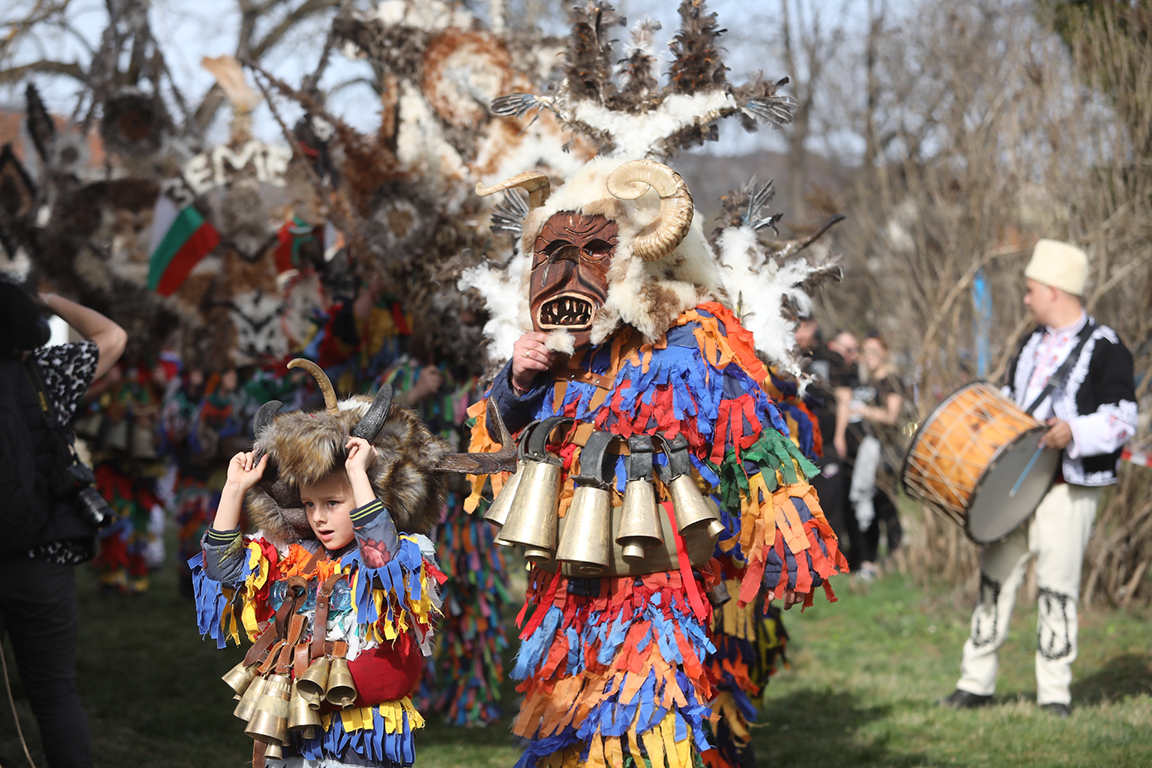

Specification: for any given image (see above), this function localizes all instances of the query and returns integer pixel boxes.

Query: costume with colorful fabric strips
[185,359,498,766]
[466,302,847,768]
[704,368,821,768]
[191,513,444,765]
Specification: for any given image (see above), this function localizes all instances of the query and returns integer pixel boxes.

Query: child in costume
[190,359,510,767]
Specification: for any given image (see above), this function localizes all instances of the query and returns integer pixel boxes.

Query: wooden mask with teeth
[530,213,619,349]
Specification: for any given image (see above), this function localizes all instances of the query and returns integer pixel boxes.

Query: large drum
[901,382,1061,544]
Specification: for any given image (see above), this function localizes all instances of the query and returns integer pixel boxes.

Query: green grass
[755,575,1152,768]
[0,552,1148,767]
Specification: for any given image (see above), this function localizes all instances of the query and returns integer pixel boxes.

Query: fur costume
[245,389,450,546]
[460,5,848,763]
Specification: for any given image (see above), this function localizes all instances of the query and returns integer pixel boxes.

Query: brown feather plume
[566,2,623,105]
[668,0,730,96]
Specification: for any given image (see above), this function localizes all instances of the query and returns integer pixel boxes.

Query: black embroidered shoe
[938,689,994,709]
[1041,702,1071,718]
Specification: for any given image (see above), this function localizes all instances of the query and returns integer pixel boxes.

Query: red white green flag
[148,197,220,296]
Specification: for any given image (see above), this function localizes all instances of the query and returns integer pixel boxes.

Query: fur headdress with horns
[476,156,727,349]
[245,359,515,547]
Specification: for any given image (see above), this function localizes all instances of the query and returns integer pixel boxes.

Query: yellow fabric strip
[641,725,666,768]
[659,711,681,768]
[239,542,269,641]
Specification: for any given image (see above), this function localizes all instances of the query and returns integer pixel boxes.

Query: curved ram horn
[351,383,393,442]
[606,159,694,262]
[287,358,338,415]
[435,399,518,475]
[475,171,551,210]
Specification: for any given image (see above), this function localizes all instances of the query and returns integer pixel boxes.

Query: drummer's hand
[1040,418,1073,450]
[510,333,558,393]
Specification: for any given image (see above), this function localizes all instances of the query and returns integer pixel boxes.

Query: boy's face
[300,473,357,551]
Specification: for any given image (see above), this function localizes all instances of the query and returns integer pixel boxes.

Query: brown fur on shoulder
[245,396,449,547]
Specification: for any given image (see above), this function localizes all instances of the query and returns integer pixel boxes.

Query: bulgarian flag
[148,196,220,296]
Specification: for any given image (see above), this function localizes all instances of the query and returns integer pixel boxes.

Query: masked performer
[464,157,848,768]
[190,359,516,766]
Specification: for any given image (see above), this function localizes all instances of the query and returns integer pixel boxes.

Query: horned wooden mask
[529,213,618,348]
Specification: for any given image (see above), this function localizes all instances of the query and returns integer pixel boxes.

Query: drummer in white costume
[940,239,1137,716]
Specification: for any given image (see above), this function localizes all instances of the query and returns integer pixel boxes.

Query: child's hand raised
[226,451,268,494]
[345,437,378,478]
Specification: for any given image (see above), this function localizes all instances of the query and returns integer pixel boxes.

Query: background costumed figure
[373,316,513,726]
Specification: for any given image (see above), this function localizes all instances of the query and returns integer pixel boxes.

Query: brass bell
[234,674,268,721]
[659,434,725,539]
[288,681,322,739]
[265,741,283,759]
[222,659,257,696]
[486,419,536,537]
[245,672,292,746]
[296,656,329,710]
[556,431,614,575]
[483,461,525,530]
[498,459,559,561]
[616,435,663,561]
[496,417,572,563]
[325,656,359,709]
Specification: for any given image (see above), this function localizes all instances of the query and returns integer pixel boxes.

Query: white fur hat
[1024,239,1089,296]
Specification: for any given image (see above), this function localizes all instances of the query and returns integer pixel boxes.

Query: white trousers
[956,483,1102,705]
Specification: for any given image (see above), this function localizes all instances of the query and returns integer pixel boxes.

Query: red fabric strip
[664,502,708,623]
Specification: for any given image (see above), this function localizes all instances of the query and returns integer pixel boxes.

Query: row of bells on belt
[484,417,725,575]
[221,648,359,753]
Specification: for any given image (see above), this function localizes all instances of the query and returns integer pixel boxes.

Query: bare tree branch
[191,0,340,135]
[0,58,84,85]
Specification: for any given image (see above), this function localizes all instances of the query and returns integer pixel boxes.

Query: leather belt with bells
[250,576,308,768]
[310,573,348,663]
[244,575,309,669]
[535,430,721,578]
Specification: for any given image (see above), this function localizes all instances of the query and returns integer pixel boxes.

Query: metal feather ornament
[490,93,545,119]
[490,190,529,237]
[480,0,799,161]
[742,179,783,234]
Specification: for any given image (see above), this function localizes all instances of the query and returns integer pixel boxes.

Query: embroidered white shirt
[1018,312,1087,424]
[1008,312,1135,463]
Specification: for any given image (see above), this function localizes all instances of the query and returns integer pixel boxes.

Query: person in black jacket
[0,276,126,768]
[796,317,859,548]
[940,240,1137,717]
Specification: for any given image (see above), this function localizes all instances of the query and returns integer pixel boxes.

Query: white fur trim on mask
[544,329,576,355]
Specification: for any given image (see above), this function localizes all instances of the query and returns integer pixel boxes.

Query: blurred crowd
[796,318,913,583]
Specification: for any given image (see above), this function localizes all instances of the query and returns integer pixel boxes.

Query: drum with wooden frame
[901,382,1061,544]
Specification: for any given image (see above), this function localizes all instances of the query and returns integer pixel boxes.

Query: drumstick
[1009,446,1046,498]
